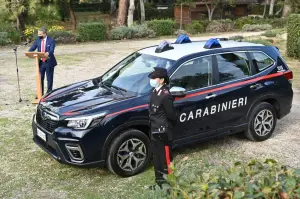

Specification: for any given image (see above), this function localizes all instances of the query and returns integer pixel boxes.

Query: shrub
[262,30,277,37]
[287,14,300,59]
[48,25,64,32]
[110,26,133,40]
[131,24,156,38]
[185,21,204,34]
[48,31,77,44]
[8,30,21,44]
[243,39,273,46]
[109,24,156,40]
[174,29,189,36]
[206,19,234,33]
[78,22,107,41]
[0,32,10,46]
[24,26,39,40]
[235,17,254,29]
[164,159,300,199]
[268,18,288,29]
[242,24,272,32]
[228,35,244,41]
[147,19,175,36]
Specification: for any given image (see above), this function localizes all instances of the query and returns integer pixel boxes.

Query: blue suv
[32,37,293,177]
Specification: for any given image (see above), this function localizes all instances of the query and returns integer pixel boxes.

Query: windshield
[101,52,175,94]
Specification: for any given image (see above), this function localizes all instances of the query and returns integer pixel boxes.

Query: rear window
[216,52,250,83]
[251,52,275,72]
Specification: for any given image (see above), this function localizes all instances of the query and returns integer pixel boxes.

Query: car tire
[245,102,277,141]
[106,129,151,177]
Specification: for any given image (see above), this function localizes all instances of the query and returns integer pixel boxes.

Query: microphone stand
[13,41,31,103]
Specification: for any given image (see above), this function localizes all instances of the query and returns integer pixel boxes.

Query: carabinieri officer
[148,67,177,190]
[29,27,57,95]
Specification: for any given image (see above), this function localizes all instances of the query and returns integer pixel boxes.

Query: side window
[251,52,275,72]
[170,56,212,91]
[216,52,250,83]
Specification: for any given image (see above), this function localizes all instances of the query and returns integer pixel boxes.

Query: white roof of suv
[138,40,264,61]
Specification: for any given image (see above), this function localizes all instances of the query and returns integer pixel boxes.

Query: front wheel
[245,102,277,141]
[107,129,151,177]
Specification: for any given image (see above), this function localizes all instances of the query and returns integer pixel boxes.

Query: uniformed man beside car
[148,67,177,190]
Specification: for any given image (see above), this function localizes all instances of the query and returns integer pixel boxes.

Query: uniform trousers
[151,135,173,185]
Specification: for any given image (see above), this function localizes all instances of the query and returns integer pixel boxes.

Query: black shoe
[148,184,161,190]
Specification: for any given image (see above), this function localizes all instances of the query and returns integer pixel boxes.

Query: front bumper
[32,115,105,168]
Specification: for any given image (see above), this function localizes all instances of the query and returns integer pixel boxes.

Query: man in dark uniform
[148,67,177,190]
[29,27,57,95]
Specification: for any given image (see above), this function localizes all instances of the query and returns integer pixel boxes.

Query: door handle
[205,94,217,99]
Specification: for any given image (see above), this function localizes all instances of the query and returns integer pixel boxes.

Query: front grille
[36,108,59,133]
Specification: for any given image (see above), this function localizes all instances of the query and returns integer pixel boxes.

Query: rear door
[210,51,256,131]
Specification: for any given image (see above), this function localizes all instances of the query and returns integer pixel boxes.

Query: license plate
[37,128,46,142]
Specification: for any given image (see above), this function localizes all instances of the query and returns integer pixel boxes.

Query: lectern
[25,52,47,104]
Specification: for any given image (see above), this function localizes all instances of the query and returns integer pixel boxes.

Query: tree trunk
[118,0,128,26]
[206,3,217,21]
[110,0,116,15]
[17,12,25,32]
[68,0,77,30]
[269,0,275,16]
[275,7,283,15]
[263,4,267,18]
[282,0,292,17]
[127,0,135,26]
[140,0,145,23]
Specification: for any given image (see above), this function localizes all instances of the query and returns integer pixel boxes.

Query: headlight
[65,112,107,130]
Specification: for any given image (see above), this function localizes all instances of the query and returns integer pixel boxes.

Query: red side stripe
[62,72,286,117]
[105,104,148,118]
[165,146,172,174]
[176,72,285,100]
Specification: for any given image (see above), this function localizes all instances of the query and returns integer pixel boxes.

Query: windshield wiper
[109,84,127,92]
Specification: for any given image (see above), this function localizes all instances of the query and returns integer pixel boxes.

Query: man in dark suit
[29,27,57,95]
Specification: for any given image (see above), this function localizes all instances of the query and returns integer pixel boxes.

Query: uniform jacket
[29,36,57,68]
[149,84,177,141]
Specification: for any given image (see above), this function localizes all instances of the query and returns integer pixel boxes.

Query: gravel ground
[0,31,299,198]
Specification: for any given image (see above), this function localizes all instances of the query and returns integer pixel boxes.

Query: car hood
[39,80,134,115]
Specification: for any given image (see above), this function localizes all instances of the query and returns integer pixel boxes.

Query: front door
[169,55,221,142]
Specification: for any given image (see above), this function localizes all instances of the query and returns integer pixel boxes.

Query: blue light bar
[204,38,222,49]
[175,34,191,44]
[155,41,174,53]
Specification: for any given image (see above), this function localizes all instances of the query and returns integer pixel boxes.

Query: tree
[198,0,235,21]
[282,0,300,17]
[67,0,77,30]
[269,0,275,16]
[127,0,135,26]
[118,0,128,26]
[140,0,145,23]
[4,0,38,32]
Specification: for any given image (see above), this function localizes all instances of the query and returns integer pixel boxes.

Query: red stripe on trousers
[164,146,172,174]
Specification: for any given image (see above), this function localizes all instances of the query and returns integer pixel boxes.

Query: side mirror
[170,86,186,98]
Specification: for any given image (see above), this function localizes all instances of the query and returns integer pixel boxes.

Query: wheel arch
[101,121,150,161]
[246,94,280,121]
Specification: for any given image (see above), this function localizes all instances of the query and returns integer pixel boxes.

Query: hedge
[185,21,204,34]
[147,19,175,36]
[48,31,77,44]
[78,22,107,41]
[287,14,300,59]
[109,25,156,40]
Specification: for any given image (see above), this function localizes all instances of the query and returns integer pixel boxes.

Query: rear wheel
[245,102,277,141]
[107,129,151,177]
